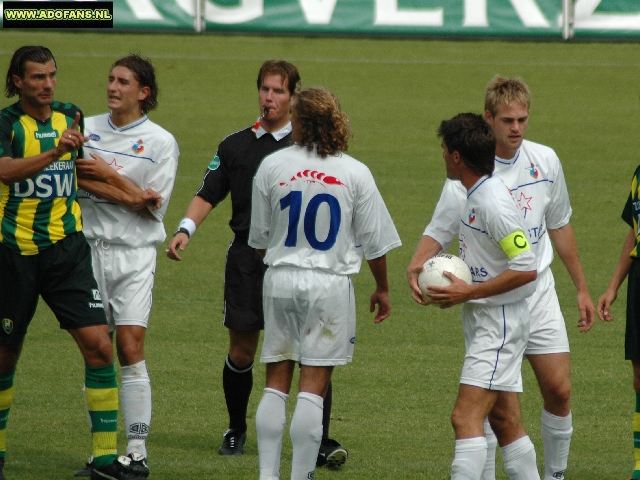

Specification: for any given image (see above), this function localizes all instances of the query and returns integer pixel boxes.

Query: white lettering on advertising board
[205,0,262,24]
[299,0,338,24]
[574,0,640,30]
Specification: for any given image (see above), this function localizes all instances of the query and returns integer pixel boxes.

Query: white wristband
[178,218,196,237]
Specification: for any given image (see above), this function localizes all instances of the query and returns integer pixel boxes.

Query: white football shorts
[261,266,356,366]
[524,268,570,355]
[89,240,156,331]
[460,300,530,392]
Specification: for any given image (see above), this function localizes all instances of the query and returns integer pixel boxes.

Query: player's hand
[53,112,87,157]
[132,189,162,211]
[166,232,189,261]
[425,272,470,309]
[597,288,617,322]
[406,262,428,306]
[370,289,391,324]
[576,289,596,332]
[76,153,113,180]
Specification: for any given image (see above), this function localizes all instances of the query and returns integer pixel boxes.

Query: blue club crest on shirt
[132,139,145,154]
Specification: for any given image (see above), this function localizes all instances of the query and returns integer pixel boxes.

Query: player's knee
[544,380,571,407]
[116,342,143,366]
[450,407,469,432]
[633,372,640,393]
[228,341,258,367]
[229,349,255,367]
[488,411,512,433]
[85,336,114,366]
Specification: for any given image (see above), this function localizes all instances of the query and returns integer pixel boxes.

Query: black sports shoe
[90,455,144,480]
[316,438,348,468]
[126,453,149,478]
[0,456,5,480]
[219,429,247,455]
[75,456,95,477]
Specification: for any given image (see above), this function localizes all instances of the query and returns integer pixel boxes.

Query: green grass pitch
[0,30,638,479]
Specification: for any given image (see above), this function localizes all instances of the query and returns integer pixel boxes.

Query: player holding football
[249,86,401,480]
[407,76,595,480]
[74,54,179,478]
[166,61,347,466]
[426,112,539,480]
[597,165,640,480]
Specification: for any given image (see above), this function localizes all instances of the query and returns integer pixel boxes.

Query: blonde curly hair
[292,87,351,158]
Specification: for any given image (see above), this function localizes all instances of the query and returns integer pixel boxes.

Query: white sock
[290,392,323,480]
[541,410,572,480]
[256,388,289,480]
[121,360,151,458]
[481,418,497,480]
[501,436,540,480]
[451,437,487,480]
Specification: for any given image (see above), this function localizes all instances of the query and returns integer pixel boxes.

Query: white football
[418,253,473,301]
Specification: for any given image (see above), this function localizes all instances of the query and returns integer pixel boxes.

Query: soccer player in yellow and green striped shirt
[0,46,136,480]
[598,164,640,480]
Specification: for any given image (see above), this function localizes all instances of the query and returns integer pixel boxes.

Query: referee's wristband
[174,218,196,238]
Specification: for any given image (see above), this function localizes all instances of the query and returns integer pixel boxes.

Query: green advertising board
[2,0,640,38]
[198,0,640,38]
[111,0,194,30]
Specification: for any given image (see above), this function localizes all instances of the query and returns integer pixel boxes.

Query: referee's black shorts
[626,258,640,361]
[222,234,268,331]
[0,232,107,345]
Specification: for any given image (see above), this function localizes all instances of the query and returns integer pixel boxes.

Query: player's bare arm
[367,255,391,324]
[0,112,85,184]
[77,153,162,211]
[597,228,635,322]
[77,154,161,217]
[548,223,596,332]
[406,235,443,306]
[78,178,160,218]
[428,268,537,309]
[166,195,214,261]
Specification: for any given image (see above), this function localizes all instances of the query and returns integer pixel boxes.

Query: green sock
[85,364,118,468]
[0,371,15,463]
[632,393,640,478]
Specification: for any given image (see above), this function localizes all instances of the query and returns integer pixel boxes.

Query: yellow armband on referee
[499,231,530,260]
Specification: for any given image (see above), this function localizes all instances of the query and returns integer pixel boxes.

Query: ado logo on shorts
[2,318,13,335]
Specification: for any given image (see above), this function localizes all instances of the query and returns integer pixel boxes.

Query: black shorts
[626,259,640,361]
[222,237,267,331]
[0,232,107,345]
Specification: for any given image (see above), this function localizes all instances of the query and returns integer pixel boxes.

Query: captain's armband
[499,231,530,260]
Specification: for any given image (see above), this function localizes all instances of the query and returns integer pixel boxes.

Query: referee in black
[167,60,347,468]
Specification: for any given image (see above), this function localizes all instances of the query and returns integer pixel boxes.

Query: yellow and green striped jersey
[623,164,640,259]
[0,101,83,255]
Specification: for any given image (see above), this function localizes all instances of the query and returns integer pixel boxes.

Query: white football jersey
[249,145,401,275]
[460,175,536,306]
[78,114,179,247]
[424,139,571,275]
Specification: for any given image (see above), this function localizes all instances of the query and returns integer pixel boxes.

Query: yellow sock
[0,371,15,461]
[633,394,640,478]
[85,364,118,467]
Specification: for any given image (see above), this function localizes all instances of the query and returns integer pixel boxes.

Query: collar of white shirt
[253,119,292,141]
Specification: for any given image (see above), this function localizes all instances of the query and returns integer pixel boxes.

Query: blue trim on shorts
[489,305,507,389]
